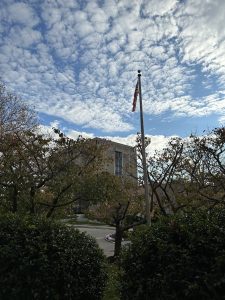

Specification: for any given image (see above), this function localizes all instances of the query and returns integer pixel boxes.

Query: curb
[69,224,115,230]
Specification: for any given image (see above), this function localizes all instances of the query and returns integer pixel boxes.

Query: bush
[120,209,225,300]
[0,214,107,300]
[102,264,121,300]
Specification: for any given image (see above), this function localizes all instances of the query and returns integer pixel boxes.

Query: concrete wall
[94,138,137,180]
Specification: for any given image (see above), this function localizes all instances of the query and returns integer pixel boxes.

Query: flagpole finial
[138,70,141,76]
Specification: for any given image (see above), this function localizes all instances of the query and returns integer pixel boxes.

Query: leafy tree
[85,173,144,257]
[0,127,104,216]
[182,128,225,208]
[142,126,225,214]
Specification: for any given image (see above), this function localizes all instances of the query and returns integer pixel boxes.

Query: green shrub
[120,209,225,300]
[103,264,121,300]
[0,214,107,300]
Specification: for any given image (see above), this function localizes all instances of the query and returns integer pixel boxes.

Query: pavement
[72,224,116,257]
[65,214,130,257]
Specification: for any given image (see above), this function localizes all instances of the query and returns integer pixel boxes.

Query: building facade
[94,138,137,180]
[74,138,137,213]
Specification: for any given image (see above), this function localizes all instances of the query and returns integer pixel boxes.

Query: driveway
[73,224,116,257]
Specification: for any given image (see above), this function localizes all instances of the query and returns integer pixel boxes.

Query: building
[94,138,137,180]
[74,138,137,213]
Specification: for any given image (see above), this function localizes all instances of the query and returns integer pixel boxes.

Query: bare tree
[136,134,186,218]
[0,82,36,137]
[182,128,225,208]
[143,127,225,213]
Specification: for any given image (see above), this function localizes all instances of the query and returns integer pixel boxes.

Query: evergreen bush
[120,209,225,300]
[0,214,107,300]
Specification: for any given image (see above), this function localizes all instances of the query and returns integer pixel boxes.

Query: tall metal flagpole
[138,70,151,225]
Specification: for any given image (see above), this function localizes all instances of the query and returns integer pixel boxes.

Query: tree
[0,125,104,216]
[0,82,37,213]
[85,173,144,257]
[147,137,185,216]
[141,127,225,214]
[182,128,225,208]
[0,82,36,137]
[136,134,186,218]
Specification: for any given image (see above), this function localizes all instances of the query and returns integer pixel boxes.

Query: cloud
[66,129,173,154]
[177,0,225,82]
[142,0,178,16]
[39,123,172,155]
[7,27,42,48]
[67,129,94,140]
[1,0,225,134]
[7,2,39,27]
[218,115,225,125]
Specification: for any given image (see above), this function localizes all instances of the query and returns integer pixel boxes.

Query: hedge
[120,209,225,300]
[0,214,107,300]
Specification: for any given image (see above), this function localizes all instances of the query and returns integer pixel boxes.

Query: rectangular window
[115,151,123,176]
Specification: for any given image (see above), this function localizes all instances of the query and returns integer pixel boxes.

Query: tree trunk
[11,185,18,213]
[30,187,35,214]
[114,225,123,258]
[46,184,73,218]
[46,197,58,218]
[46,204,55,218]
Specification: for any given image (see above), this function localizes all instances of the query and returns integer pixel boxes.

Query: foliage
[136,133,185,218]
[0,83,105,216]
[0,128,104,216]
[0,82,37,136]
[103,264,121,300]
[139,127,225,217]
[86,172,144,257]
[120,208,225,300]
[0,213,107,300]
[183,128,225,207]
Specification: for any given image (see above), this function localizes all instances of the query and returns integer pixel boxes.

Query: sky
[1,0,225,151]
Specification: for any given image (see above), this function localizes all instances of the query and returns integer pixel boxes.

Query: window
[115,151,123,176]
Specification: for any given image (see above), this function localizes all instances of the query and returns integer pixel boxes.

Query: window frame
[115,151,123,176]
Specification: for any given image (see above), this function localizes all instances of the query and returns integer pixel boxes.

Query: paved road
[73,225,116,257]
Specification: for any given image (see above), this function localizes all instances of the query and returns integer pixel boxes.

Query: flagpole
[137,70,151,225]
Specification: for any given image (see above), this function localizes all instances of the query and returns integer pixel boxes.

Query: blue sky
[1,0,225,150]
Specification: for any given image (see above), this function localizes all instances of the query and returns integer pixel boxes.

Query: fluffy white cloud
[66,129,173,154]
[38,124,172,155]
[177,0,225,81]
[143,0,178,16]
[99,133,172,155]
[7,27,42,48]
[1,0,225,134]
[7,2,39,27]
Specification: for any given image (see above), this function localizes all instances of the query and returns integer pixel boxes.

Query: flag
[132,81,139,112]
